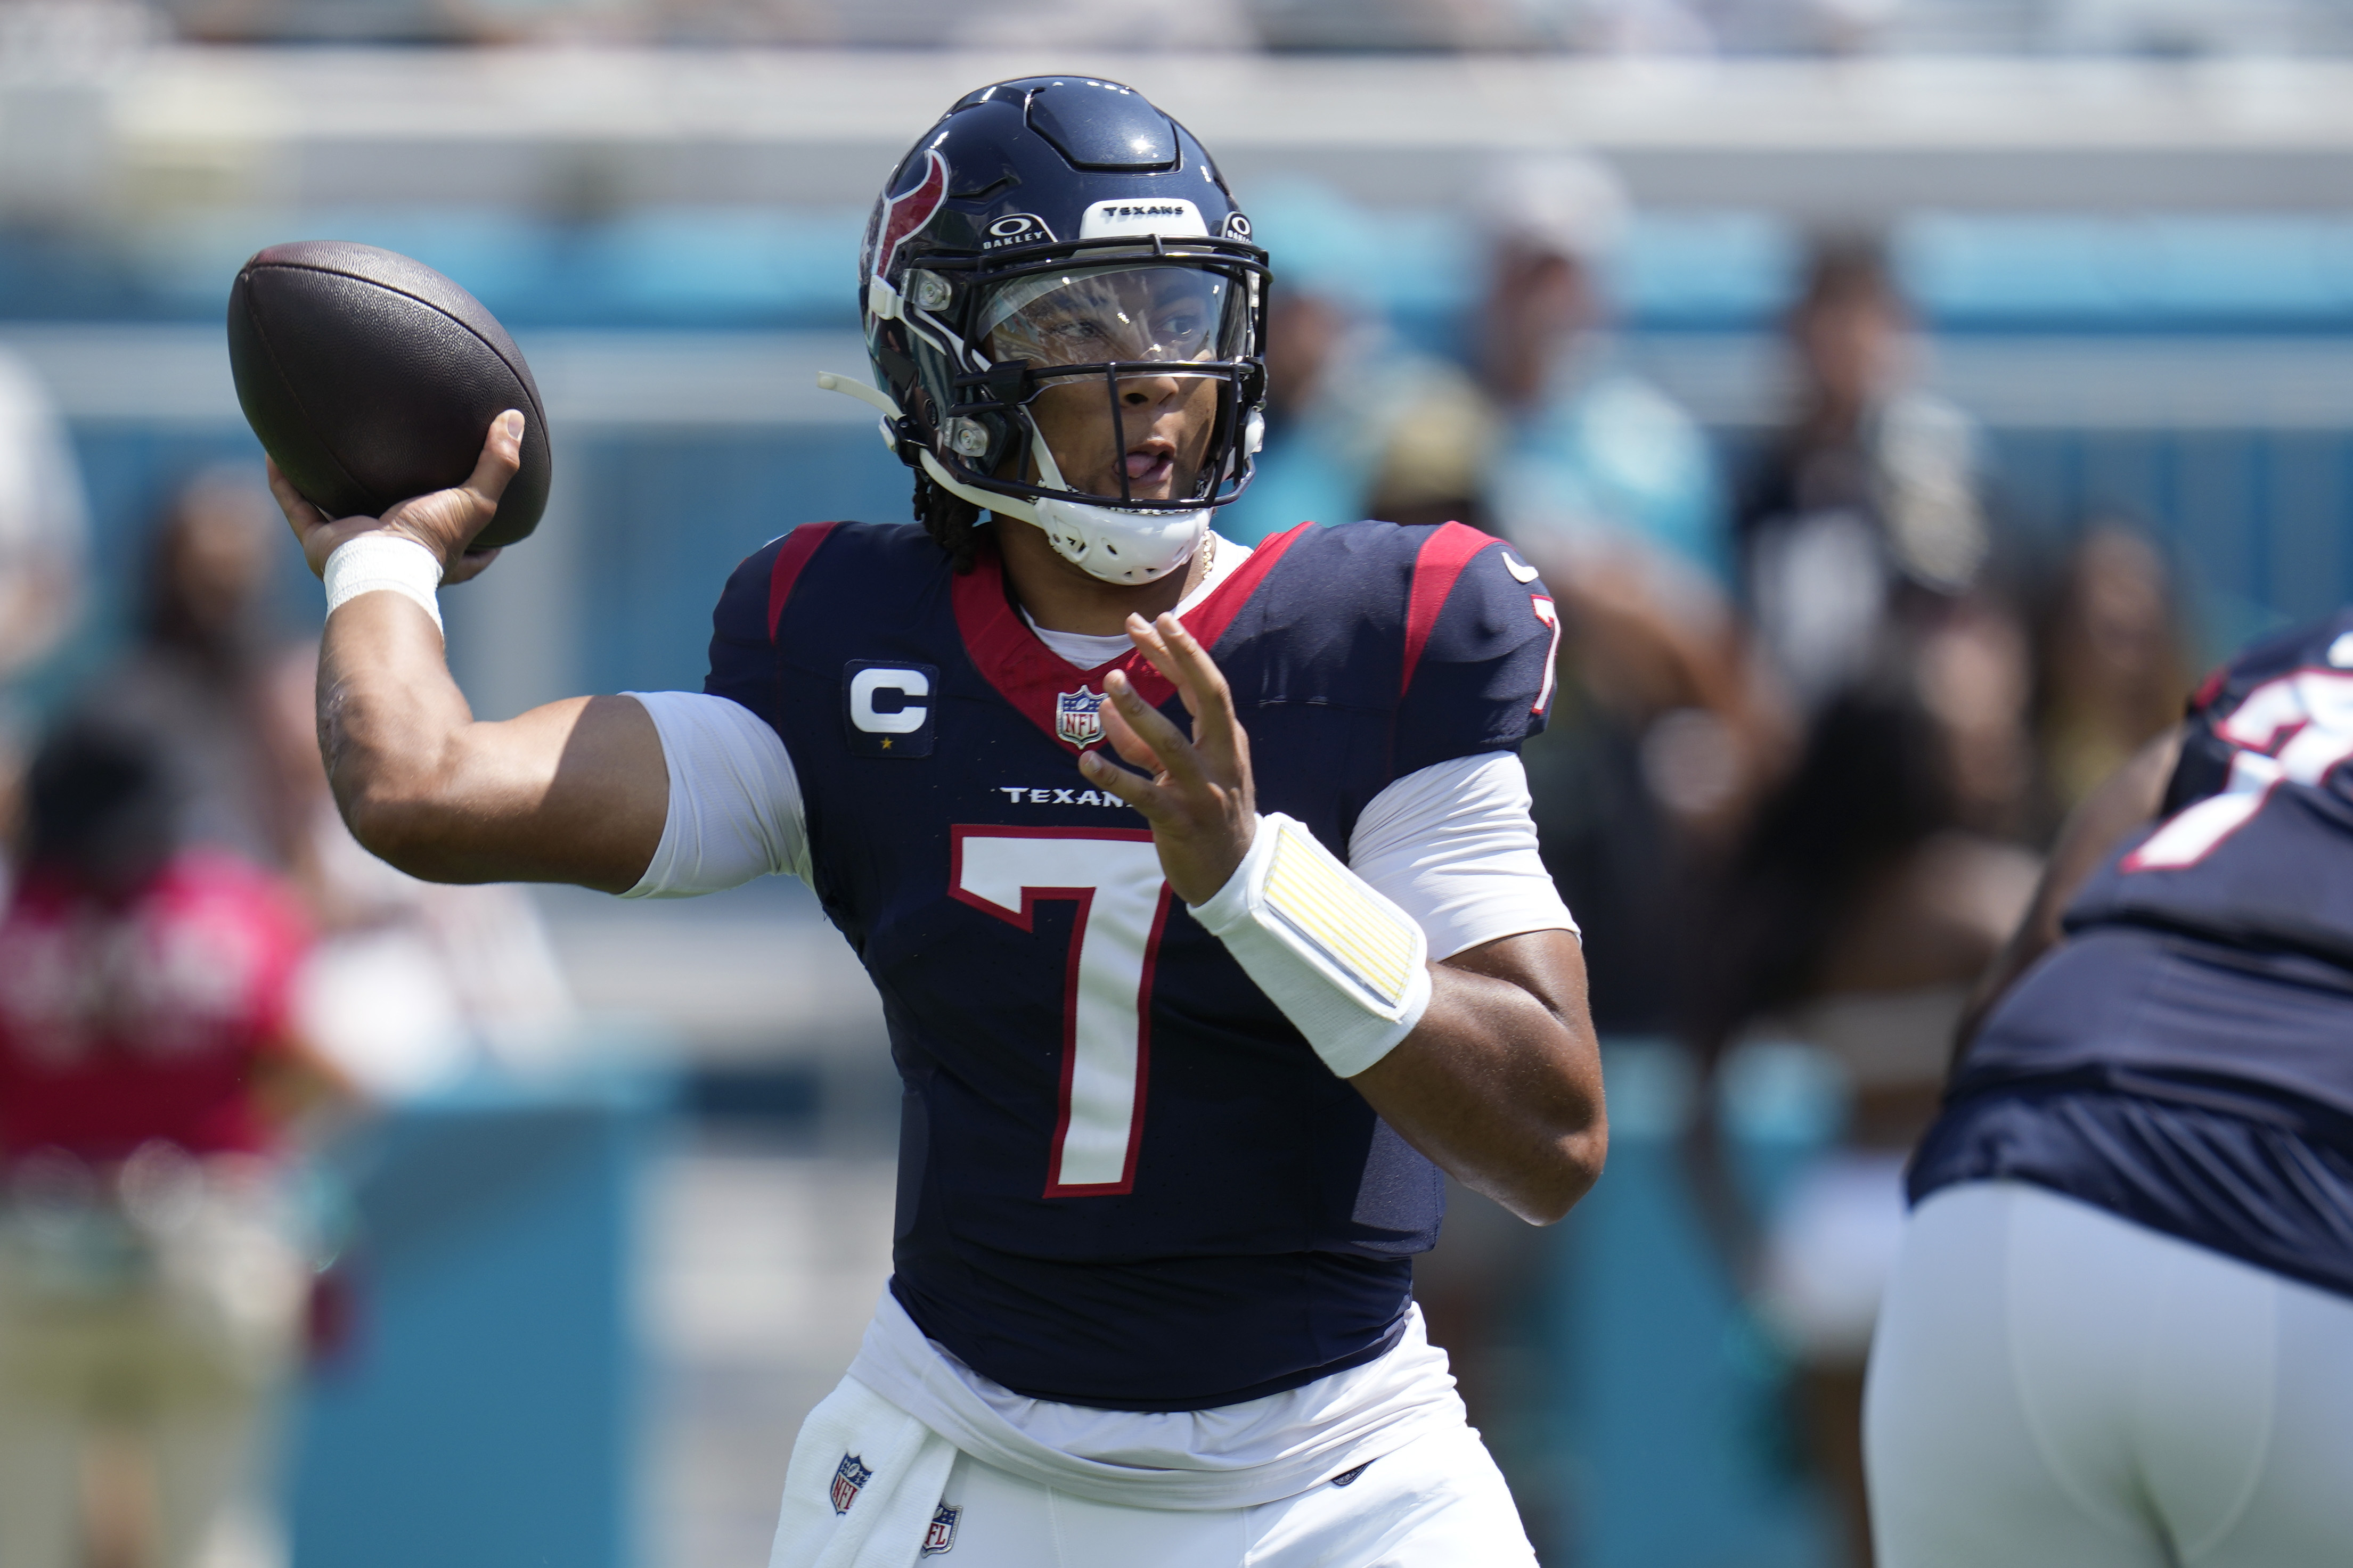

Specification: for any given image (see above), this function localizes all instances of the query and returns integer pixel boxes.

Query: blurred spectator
[1216,182,1494,542]
[0,718,350,1568]
[0,350,87,692]
[1473,153,1767,1034]
[1702,234,2037,1568]
[2029,519,2193,836]
[1480,154,1725,588]
[74,469,295,871]
[0,349,91,898]
[1735,236,1995,719]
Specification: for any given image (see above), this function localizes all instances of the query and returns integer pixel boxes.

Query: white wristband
[323,534,443,638]
[1190,812,1432,1079]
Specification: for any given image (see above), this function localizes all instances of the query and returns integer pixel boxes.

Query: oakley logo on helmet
[982,212,1055,250]
[1223,212,1253,240]
[1080,198,1208,240]
[873,149,950,283]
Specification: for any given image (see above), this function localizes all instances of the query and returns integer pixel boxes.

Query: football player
[269,78,1603,1565]
[1867,615,2353,1564]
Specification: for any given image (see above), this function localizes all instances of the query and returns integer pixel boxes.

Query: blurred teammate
[266,78,1603,1565]
[1868,613,2353,1563]
[0,720,348,1568]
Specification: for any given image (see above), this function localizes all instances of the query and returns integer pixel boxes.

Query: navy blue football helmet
[826,77,1270,584]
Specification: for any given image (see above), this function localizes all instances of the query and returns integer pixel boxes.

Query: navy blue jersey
[1956,609,2353,1119]
[1923,611,2353,1295]
[702,520,1558,1410]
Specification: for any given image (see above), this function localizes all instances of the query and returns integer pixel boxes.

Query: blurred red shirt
[0,849,311,1163]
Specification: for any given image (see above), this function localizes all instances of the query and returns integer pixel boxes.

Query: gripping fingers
[1104,668,1208,791]
[1125,613,1238,751]
[1153,614,1241,754]
[462,410,526,512]
[1077,747,1169,818]
[265,457,325,529]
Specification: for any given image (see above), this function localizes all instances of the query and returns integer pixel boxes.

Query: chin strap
[917,448,1028,523]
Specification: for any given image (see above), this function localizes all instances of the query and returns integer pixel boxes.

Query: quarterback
[273,78,1605,1565]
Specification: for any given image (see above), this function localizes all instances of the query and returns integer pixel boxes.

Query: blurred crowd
[0,358,570,1564]
[1,0,2346,56]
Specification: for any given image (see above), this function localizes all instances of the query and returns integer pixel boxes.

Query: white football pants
[1865,1180,2353,1568]
[922,1420,1535,1568]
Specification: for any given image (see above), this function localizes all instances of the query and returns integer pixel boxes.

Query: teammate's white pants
[1865,1180,2353,1568]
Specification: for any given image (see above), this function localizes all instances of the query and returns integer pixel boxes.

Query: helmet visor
[977,264,1248,372]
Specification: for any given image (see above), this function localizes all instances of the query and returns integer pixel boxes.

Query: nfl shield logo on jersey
[1056,686,1105,748]
[830,1453,872,1515]
[922,1502,960,1555]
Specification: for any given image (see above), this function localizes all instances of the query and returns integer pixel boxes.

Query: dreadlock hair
[914,470,985,574]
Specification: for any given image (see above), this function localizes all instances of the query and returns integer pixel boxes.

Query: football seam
[240,279,381,516]
[249,261,549,433]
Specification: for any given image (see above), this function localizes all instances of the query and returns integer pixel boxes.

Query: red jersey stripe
[767,521,843,638]
[1399,521,1498,698]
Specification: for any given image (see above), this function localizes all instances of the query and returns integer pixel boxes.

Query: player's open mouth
[1123,444,1175,488]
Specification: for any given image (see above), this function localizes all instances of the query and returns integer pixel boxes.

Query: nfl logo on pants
[830,1453,872,1514]
[924,1503,960,1555]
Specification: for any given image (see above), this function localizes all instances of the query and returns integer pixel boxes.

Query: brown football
[226,241,551,550]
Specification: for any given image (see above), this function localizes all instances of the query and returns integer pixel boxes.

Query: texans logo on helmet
[1056,686,1106,748]
[830,1452,873,1514]
[873,150,949,283]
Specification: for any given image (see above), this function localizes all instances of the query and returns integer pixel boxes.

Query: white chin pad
[1034,496,1208,585]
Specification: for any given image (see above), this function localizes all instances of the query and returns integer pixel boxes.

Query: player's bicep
[623,691,809,897]
[452,693,670,891]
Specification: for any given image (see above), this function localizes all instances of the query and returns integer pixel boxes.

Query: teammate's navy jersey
[1956,609,2353,1119]
[703,520,1558,1410]
[1921,610,2353,1298]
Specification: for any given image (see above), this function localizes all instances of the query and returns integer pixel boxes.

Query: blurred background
[2,4,2351,1566]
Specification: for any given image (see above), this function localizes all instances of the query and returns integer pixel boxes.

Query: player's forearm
[1350,933,1607,1227]
[317,596,663,890]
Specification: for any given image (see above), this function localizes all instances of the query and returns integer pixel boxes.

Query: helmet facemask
[883,243,1269,585]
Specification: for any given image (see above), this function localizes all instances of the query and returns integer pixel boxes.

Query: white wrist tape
[1190,812,1432,1079]
[323,534,443,638]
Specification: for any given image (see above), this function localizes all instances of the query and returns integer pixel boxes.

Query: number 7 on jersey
[950,827,1173,1196]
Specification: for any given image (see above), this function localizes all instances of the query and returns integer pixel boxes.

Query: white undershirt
[622,692,1574,961]
[1020,533,1253,670]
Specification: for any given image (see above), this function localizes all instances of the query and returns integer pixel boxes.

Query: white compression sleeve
[622,691,810,896]
[1348,751,1578,961]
